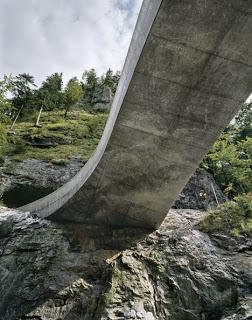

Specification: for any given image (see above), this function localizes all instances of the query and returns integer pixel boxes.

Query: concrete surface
[20,0,252,229]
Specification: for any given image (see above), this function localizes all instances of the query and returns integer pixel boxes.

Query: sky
[0,0,143,85]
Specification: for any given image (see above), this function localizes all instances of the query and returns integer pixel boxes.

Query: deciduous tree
[63,77,83,118]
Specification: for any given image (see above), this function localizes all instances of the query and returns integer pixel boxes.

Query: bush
[200,193,252,237]
[203,103,252,198]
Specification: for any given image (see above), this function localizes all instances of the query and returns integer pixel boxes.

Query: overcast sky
[0,0,143,85]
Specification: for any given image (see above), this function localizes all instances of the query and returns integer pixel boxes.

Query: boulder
[92,85,113,111]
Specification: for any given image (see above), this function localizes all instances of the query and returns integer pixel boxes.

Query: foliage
[0,76,11,161]
[200,193,252,237]
[10,73,36,115]
[82,69,99,106]
[82,68,120,107]
[101,68,120,95]
[32,87,50,112]
[36,72,64,111]
[203,102,252,198]
[0,68,119,125]
[0,75,12,124]
[0,124,8,163]
[63,77,83,117]
[0,125,7,145]
[1,111,107,163]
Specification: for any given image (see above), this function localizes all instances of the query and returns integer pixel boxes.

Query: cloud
[0,0,143,85]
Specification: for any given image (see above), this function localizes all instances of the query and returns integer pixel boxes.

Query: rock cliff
[0,157,85,207]
[0,157,225,210]
[0,208,251,320]
[174,168,226,210]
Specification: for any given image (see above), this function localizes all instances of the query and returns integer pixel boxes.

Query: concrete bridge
[20,0,252,229]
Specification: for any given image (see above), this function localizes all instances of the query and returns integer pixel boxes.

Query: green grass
[200,193,252,237]
[2,110,108,163]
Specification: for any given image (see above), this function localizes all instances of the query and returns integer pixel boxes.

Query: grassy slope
[4,110,108,163]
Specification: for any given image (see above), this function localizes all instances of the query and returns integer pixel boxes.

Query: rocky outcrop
[0,208,251,319]
[174,168,227,210]
[0,157,85,207]
[22,134,68,148]
[92,85,113,111]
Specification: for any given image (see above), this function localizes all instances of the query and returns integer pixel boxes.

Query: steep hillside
[2,110,107,163]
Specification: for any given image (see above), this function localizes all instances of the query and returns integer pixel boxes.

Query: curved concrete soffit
[19,0,163,218]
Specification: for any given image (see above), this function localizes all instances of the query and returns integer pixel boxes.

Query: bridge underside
[20,0,252,229]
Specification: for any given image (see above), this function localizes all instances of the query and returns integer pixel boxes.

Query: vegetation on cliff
[200,193,252,237]
[0,69,119,126]
[1,111,107,164]
[201,102,252,236]
[203,102,252,198]
[0,69,119,164]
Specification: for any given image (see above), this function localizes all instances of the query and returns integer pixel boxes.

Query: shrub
[200,193,252,237]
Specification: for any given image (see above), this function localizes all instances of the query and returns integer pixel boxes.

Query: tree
[31,73,64,126]
[203,102,252,197]
[101,69,120,95]
[81,69,120,108]
[0,75,13,160]
[39,72,63,110]
[0,75,13,124]
[32,88,50,126]
[101,69,113,89]
[82,69,99,106]
[9,73,36,131]
[63,77,83,118]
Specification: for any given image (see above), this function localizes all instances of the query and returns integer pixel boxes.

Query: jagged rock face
[174,168,227,210]
[0,208,251,320]
[0,157,86,207]
[1,157,85,191]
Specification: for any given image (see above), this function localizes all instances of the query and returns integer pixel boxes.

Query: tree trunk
[9,106,23,132]
[35,106,43,126]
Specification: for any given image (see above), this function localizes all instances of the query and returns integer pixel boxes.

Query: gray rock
[0,208,251,319]
[0,157,86,207]
[0,219,13,239]
[22,134,67,148]
[174,168,227,210]
[145,313,155,320]
[92,85,113,111]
